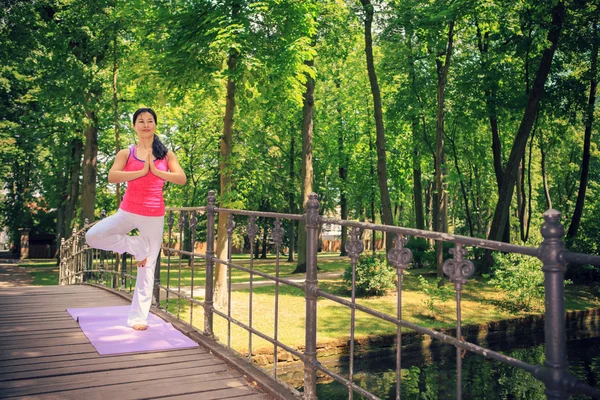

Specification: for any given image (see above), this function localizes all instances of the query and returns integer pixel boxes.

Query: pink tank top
[120,146,169,216]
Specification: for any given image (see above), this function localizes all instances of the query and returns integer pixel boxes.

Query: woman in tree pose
[86,107,186,330]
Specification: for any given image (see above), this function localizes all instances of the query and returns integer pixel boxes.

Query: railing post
[121,252,127,291]
[70,227,77,285]
[303,193,319,400]
[59,238,66,285]
[153,250,161,307]
[152,210,162,307]
[539,209,568,400]
[83,218,89,283]
[204,190,217,337]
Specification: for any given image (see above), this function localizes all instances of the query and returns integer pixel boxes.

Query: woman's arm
[149,150,187,185]
[108,149,149,183]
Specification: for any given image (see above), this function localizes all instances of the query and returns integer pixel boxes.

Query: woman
[86,107,186,331]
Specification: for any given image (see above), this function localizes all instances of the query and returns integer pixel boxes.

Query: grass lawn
[20,257,600,355]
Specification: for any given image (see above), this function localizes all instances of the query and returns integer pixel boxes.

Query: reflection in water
[296,336,600,399]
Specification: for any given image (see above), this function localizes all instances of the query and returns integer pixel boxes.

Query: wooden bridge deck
[0,285,292,400]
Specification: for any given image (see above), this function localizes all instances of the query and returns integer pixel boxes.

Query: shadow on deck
[0,285,295,399]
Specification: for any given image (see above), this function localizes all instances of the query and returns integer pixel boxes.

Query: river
[287,334,600,399]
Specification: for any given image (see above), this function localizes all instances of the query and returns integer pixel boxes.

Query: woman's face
[133,112,156,139]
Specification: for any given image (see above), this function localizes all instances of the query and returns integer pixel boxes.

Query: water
[292,335,600,399]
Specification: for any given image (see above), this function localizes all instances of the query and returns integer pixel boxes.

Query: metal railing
[59,191,600,399]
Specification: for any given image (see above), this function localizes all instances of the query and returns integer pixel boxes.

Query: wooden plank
[0,332,90,349]
[0,362,234,397]
[0,285,285,400]
[0,343,98,360]
[0,347,204,369]
[16,372,264,400]
[0,351,214,381]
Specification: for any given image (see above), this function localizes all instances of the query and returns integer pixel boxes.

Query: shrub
[489,252,545,313]
[343,254,396,296]
[406,237,429,269]
[418,275,454,319]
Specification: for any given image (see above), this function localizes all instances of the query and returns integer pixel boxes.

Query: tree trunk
[476,24,509,242]
[434,20,455,278]
[360,0,394,251]
[449,131,473,237]
[287,135,296,262]
[540,133,553,210]
[517,158,525,240]
[113,24,121,208]
[337,80,349,256]
[81,108,98,224]
[214,46,238,308]
[412,120,425,229]
[293,59,315,274]
[567,27,598,244]
[66,138,83,235]
[487,2,565,244]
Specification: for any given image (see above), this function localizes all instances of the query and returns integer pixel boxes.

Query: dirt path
[0,262,34,288]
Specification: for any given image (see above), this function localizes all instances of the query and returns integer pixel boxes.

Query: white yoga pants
[85,209,164,327]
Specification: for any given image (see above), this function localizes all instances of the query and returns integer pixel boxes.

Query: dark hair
[132,107,168,160]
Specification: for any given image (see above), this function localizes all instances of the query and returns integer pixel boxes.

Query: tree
[358,0,394,250]
[487,1,566,245]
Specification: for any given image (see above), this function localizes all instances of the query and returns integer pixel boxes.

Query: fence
[60,191,600,399]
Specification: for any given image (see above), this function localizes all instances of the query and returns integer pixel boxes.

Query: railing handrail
[59,192,600,400]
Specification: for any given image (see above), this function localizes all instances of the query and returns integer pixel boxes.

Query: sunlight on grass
[157,272,600,356]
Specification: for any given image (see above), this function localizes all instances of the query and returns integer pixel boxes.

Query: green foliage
[417,275,453,319]
[342,254,396,297]
[406,237,429,268]
[489,252,545,313]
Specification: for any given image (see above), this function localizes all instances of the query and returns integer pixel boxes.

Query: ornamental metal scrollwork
[272,218,285,246]
[178,211,187,230]
[306,193,321,228]
[345,227,364,263]
[168,211,175,228]
[226,215,236,237]
[442,244,475,291]
[247,216,259,242]
[190,210,198,231]
[387,234,413,272]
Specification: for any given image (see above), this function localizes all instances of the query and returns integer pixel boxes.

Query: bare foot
[136,257,147,268]
[133,324,148,331]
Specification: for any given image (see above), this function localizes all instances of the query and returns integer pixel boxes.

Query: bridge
[0,284,294,399]
[5,191,600,399]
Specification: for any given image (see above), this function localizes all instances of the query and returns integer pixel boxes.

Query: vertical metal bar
[387,235,412,400]
[177,211,186,319]
[59,238,65,285]
[272,218,285,379]
[129,251,133,292]
[121,252,127,291]
[153,246,161,307]
[456,290,463,400]
[303,193,320,400]
[539,209,568,400]
[204,191,217,337]
[71,227,77,285]
[166,211,174,313]
[189,211,198,325]
[349,263,356,400]
[226,215,236,349]
[246,217,259,363]
[442,244,474,400]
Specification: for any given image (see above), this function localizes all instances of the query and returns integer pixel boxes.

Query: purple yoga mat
[66,306,199,355]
